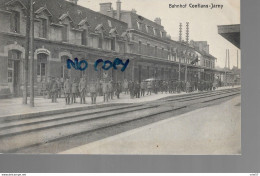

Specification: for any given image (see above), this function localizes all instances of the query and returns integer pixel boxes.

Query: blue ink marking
[78,60,88,71]
[67,58,78,70]
[94,59,103,71]
[113,58,121,70]
[102,60,113,71]
[68,58,130,72]
[121,59,129,72]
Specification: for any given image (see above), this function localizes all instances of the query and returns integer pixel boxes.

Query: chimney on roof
[132,9,137,14]
[67,0,78,5]
[116,0,121,20]
[100,3,112,15]
[154,17,161,25]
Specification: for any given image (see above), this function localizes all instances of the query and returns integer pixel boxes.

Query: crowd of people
[40,77,220,105]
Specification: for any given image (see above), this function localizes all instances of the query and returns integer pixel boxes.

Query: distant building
[0,0,218,97]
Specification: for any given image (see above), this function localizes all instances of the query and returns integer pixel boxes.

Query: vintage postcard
[0,0,240,154]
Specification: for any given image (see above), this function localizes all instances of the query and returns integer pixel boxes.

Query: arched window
[37,53,47,81]
[8,50,21,83]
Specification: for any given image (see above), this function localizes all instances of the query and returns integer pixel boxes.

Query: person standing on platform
[146,81,152,95]
[102,82,109,102]
[50,77,58,103]
[185,81,190,93]
[71,79,78,103]
[56,78,62,98]
[79,77,87,104]
[89,79,97,104]
[134,81,140,98]
[108,80,113,100]
[123,79,129,94]
[64,78,71,105]
[115,82,121,99]
[129,81,134,99]
[140,81,146,97]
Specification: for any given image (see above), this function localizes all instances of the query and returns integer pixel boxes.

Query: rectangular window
[62,25,68,42]
[155,46,157,57]
[147,43,150,55]
[41,63,46,76]
[111,38,115,51]
[98,36,103,49]
[81,29,87,46]
[37,63,46,76]
[37,64,41,76]
[41,18,47,38]
[138,41,142,54]
[8,60,13,68]
[8,70,13,83]
[10,11,20,33]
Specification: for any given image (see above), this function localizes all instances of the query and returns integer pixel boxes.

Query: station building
[0,0,218,97]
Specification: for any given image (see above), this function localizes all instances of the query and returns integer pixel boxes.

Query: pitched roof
[0,0,128,36]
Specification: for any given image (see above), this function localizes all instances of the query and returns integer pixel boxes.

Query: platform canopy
[218,24,240,49]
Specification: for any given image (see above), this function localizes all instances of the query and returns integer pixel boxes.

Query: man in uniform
[102,82,109,102]
[71,79,78,103]
[79,77,87,104]
[146,81,152,95]
[140,80,146,97]
[129,81,134,99]
[50,77,58,103]
[135,81,140,98]
[64,78,71,105]
[89,79,97,104]
[115,82,121,99]
[56,78,62,98]
[108,80,113,100]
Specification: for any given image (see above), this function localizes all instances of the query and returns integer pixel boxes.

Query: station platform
[0,85,240,120]
[60,95,241,155]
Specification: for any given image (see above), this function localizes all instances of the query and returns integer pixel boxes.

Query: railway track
[0,87,240,153]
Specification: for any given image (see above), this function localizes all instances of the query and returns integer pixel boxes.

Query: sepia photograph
[0,0,240,154]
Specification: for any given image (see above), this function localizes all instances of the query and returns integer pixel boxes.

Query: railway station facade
[0,0,218,97]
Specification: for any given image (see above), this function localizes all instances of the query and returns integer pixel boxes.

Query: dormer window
[160,31,163,38]
[40,18,47,38]
[153,28,156,35]
[81,29,87,46]
[10,11,20,33]
[137,21,141,30]
[145,25,149,32]
[98,34,103,49]
[62,24,68,42]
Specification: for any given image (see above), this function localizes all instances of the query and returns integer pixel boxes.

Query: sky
[78,0,240,68]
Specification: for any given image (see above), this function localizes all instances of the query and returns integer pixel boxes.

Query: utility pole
[225,49,227,86]
[178,52,181,81]
[29,0,35,107]
[23,4,30,104]
[185,56,187,83]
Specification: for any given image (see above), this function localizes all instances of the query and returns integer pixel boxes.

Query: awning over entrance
[218,24,240,49]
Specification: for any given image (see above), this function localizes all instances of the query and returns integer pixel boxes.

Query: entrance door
[13,60,20,97]
[8,50,21,97]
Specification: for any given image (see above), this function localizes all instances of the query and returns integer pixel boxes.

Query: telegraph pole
[29,0,35,107]
[23,3,30,104]
[185,56,187,83]
[178,52,181,81]
[225,49,228,86]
